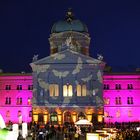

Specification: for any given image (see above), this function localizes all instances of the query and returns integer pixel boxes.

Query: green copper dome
[51,9,88,33]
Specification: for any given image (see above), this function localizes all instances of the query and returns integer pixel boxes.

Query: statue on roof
[65,8,74,22]
[32,54,39,62]
[97,54,103,61]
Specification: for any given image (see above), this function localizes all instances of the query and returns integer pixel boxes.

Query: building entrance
[64,111,72,124]
[38,113,44,123]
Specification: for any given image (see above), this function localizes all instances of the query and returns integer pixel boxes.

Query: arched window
[76,84,86,96]
[78,112,86,120]
[82,85,86,96]
[49,84,59,96]
[63,84,73,97]
[77,85,81,96]
[50,112,57,122]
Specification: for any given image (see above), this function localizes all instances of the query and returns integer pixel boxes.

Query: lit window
[82,85,86,96]
[77,85,81,96]
[116,110,120,118]
[104,111,109,117]
[28,98,31,105]
[50,112,57,122]
[49,84,59,96]
[103,98,110,105]
[77,84,87,96]
[17,85,22,90]
[63,84,73,97]
[115,97,121,105]
[28,85,33,90]
[128,110,132,117]
[127,97,133,104]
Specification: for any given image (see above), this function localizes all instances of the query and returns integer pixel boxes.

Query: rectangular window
[104,98,110,105]
[115,84,121,90]
[29,111,32,117]
[127,84,133,89]
[128,110,132,117]
[49,84,59,96]
[115,97,121,105]
[5,85,11,90]
[28,98,31,105]
[17,85,22,90]
[116,110,120,118]
[28,85,33,90]
[5,97,11,105]
[17,97,22,105]
[127,97,133,104]
[104,84,110,90]
[20,98,22,105]
[6,111,10,118]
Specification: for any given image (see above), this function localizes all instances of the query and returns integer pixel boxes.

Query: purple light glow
[103,74,140,123]
[0,75,32,124]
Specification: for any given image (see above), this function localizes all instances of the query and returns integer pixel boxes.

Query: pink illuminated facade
[103,73,140,123]
[0,72,140,124]
[0,73,32,124]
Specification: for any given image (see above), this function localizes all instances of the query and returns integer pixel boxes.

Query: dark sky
[0,0,140,73]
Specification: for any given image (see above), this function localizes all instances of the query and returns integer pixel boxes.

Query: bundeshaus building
[0,10,140,125]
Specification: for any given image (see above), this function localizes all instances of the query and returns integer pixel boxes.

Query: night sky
[0,0,140,73]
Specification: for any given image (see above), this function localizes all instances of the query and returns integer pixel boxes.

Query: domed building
[49,9,90,56]
[30,9,105,125]
[1,10,140,125]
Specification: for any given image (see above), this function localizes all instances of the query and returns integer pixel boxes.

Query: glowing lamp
[86,133,99,140]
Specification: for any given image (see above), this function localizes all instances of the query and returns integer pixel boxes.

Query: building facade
[103,73,140,123]
[0,73,32,124]
[0,11,140,124]
[30,10,105,125]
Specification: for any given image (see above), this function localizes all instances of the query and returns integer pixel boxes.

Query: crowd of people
[29,122,85,140]
[6,121,140,140]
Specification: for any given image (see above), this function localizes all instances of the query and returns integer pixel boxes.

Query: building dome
[51,9,88,33]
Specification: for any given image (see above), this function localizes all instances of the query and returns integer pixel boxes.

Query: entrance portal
[38,113,44,123]
[64,111,72,124]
